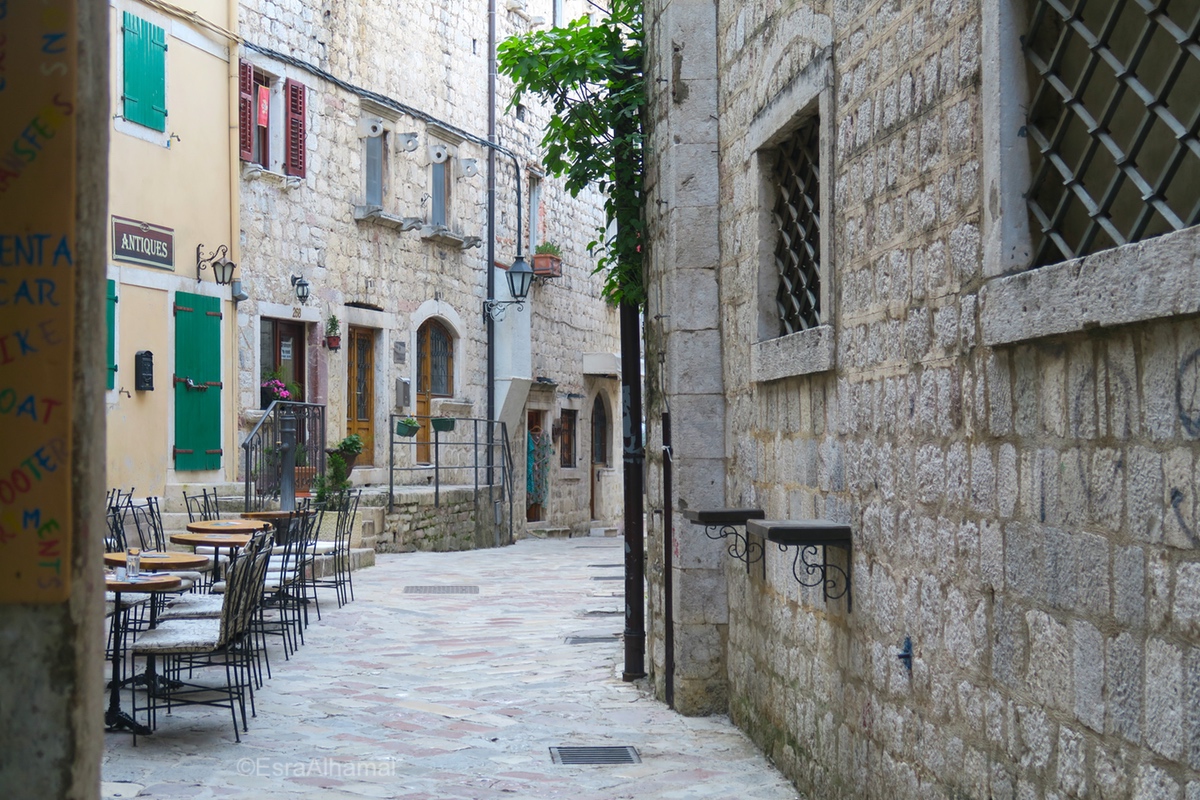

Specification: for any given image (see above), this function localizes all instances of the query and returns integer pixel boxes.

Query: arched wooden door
[346,326,375,465]
[416,319,454,463]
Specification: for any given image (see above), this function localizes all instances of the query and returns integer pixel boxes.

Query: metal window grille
[772,118,822,335]
[1023,0,1200,267]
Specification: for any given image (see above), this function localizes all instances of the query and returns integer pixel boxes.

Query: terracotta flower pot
[326,335,341,351]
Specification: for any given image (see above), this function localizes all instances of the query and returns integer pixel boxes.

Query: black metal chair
[313,490,360,608]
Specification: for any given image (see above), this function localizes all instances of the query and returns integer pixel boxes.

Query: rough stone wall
[381,487,502,552]
[233,0,620,537]
[646,0,1200,797]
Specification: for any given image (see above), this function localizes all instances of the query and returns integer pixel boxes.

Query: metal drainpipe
[662,410,674,706]
[487,0,497,473]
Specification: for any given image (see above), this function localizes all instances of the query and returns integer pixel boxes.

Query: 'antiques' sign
[112,216,174,270]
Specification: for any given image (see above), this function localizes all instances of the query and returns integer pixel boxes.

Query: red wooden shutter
[238,60,253,161]
[284,79,306,177]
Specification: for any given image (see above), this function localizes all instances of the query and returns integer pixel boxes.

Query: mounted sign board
[112,216,175,270]
[0,0,78,602]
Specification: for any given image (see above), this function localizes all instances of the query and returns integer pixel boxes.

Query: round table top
[103,551,210,570]
[170,531,253,549]
[240,510,308,521]
[185,518,271,534]
[105,573,182,592]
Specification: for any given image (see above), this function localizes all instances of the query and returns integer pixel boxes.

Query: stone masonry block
[1073,619,1104,733]
[1025,610,1071,713]
[1106,631,1143,744]
[673,566,729,625]
[666,329,724,395]
[1144,637,1184,760]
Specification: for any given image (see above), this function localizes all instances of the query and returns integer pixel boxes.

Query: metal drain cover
[565,635,618,644]
[581,609,622,616]
[587,564,623,568]
[403,585,479,594]
[590,576,623,581]
[550,746,640,765]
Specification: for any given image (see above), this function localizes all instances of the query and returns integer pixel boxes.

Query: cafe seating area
[103,488,362,741]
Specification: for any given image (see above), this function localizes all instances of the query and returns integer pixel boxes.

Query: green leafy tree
[498,0,644,305]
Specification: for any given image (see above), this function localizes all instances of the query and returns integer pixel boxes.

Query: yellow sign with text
[0,0,78,602]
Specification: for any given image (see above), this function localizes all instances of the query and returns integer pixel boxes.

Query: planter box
[431,417,456,433]
[531,253,562,278]
[396,421,420,437]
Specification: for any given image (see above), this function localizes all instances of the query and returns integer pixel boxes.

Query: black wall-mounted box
[135,350,154,391]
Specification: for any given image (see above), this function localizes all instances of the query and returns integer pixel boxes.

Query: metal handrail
[388,414,513,543]
[241,400,327,512]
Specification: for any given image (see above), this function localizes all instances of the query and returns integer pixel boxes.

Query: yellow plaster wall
[106,283,170,493]
[106,0,236,492]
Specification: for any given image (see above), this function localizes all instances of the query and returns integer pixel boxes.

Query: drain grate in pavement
[591,575,623,581]
[582,609,622,616]
[550,746,641,765]
[565,635,619,644]
[403,585,479,594]
[587,564,623,568]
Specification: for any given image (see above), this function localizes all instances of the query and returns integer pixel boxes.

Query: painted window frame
[121,11,168,132]
[238,58,306,179]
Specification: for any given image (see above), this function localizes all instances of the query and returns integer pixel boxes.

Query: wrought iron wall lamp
[196,244,236,284]
[483,255,534,321]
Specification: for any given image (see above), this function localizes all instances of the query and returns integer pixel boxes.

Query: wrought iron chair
[313,490,360,608]
[132,528,273,742]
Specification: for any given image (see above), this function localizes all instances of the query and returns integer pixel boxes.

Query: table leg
[104,591,152,736]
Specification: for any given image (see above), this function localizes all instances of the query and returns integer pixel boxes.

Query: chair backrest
[332,490,361,551]
[219,529,273,646]
[182,492,205,523]
[104,506,127,553]
[203,488,222,520]
[127,496,167,551]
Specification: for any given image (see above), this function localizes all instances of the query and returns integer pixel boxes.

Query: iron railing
[388,414,514,544]
[241,401,326,513]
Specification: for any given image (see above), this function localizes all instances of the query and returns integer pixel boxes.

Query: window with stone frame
[770,117,822,335]
[747,54,835,383]
[1022,0,1200,267]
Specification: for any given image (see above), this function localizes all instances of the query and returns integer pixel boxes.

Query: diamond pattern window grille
[1023,0,1200,267]
[772,118,822,335]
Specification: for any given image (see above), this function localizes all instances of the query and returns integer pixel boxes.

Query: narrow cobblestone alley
[102,538,800,799]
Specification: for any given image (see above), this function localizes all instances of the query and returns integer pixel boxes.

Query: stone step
[589,527,620,537]
[520,526,572,540]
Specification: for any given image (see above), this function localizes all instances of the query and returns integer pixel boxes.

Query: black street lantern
[484,254,534,321]
[291,274,311,304]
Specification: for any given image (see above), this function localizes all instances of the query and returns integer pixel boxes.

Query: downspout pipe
[487,0,497,473]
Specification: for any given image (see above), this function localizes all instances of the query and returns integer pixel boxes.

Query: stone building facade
[645,0,1200,797]
[231,0,622,538]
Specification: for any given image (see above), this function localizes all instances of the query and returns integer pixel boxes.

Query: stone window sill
[980,225,1200,346]
[353,206,423,231]
[242,163,302,188]
[751,325,835,383]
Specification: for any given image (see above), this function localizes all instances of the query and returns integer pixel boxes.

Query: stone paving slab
[102,538,800,799]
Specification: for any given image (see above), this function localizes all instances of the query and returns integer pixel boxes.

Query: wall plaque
[112,216,174,270]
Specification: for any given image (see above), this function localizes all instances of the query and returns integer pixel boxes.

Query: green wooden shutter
[122,12,167,132]
[106,280,117,390]
[174,292,222,471]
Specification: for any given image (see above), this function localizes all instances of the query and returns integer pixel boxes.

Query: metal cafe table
[102,551,211,571]
[104,572,181,735]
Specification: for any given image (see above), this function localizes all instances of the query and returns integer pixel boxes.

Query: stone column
[644,0,727,716]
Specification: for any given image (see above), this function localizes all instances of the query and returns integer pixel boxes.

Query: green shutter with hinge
[106,279,118,390]
[122,12,167,132]
[173,292,222,471]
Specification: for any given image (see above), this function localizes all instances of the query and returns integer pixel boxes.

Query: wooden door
[590,397,609,520]
[346,327,374,466]
[416,320,454,464]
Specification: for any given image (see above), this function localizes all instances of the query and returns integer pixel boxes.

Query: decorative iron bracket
[196,243,227,282]
[747,519,853,611]
[483,298,526,321]
[682,508,766,576]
